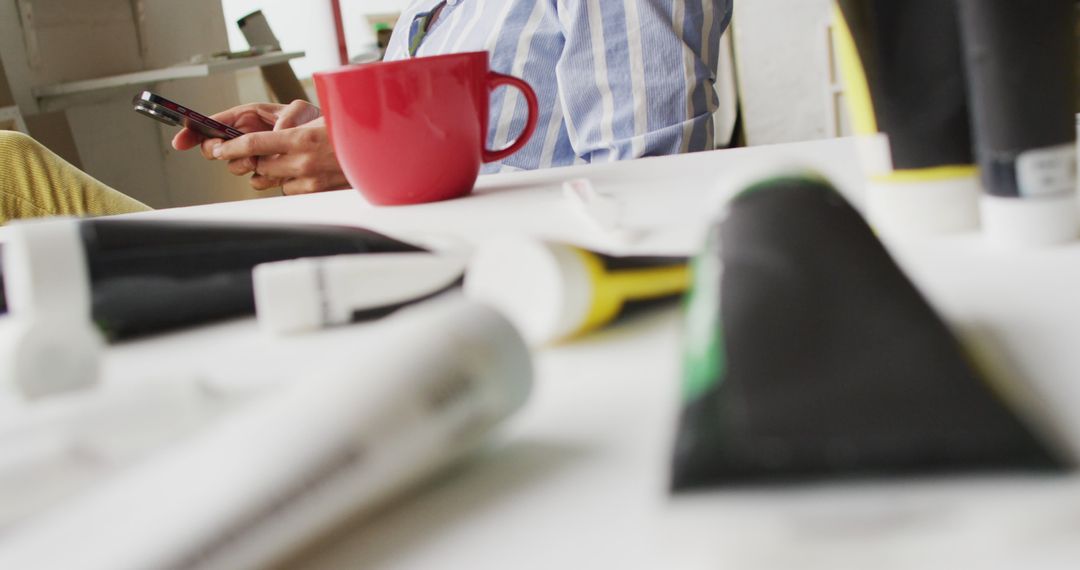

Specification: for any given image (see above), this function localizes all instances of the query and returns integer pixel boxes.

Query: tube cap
[253,259,325,335]
[0,218,102,404]
[254,253,468,336]
[464,239,591,346]
[980,193,1080,248]
[865,175,982,239]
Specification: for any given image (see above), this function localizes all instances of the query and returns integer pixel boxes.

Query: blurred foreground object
[254,252,465,336]
[672,173,1066,490]
[0,297,532,570]
[0,218,103,405]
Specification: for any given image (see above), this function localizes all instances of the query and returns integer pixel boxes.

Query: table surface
[48,138,1080,568]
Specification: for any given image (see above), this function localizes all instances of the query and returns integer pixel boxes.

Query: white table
[69,138,1080,568]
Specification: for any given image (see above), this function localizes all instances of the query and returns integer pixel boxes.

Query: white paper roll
[0,297,532,570]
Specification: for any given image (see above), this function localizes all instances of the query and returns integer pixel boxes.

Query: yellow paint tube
[464,238,689,346]
[833,0,981,236]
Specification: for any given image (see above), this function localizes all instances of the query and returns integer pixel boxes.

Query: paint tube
[0,297,532,570]
[0,218,103,404]
[253,252,466,335]
[832,0,981,236]
[672,172,1063,490]
[957,0,1079,246]
[463,238,689,346]
[0,218,425,340]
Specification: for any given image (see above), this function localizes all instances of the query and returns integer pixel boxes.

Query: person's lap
[0,130,150,225]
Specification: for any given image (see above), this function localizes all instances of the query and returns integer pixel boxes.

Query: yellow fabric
[0,130,150,225]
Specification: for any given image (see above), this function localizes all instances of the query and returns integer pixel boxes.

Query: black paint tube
[1,219,424,340]
[671,172,1064,491]
[833,0,981,235]
[957,0,1080,246]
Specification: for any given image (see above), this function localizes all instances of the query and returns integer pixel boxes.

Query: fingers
[206,103,285,128]
[249,174,284,192]
[274,100,322,131]
[173,103,286,152]
[214,129,310,161]
[200,137,226,160]
[251,153,348,195]
[282,174,351,196]
[227,157,258,176]
[248,151,317,180]
[172,128,205,151]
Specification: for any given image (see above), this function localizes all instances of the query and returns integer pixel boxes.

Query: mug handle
[482,72,540,163]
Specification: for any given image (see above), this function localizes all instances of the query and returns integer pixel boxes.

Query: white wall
[732,0,850,145]
[221,0,339,78]
[220,0,409,77]
[341,0,409,55]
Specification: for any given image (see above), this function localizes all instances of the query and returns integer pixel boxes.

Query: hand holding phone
[161,98,347,195]
[133,91,243,140]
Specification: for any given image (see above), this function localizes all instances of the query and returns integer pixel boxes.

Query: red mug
[314,51,539,205]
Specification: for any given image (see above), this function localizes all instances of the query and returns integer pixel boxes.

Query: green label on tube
[682,236,726,403]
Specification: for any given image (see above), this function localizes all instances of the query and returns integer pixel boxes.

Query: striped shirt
[384,0,733,173]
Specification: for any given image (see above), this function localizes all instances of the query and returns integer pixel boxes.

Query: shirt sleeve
[554,0,732,162]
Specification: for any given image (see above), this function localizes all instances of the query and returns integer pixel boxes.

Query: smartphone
[132,91,243,140]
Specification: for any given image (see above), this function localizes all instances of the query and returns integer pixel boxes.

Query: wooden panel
[17,0,144,85]
[0,58,14,107]
[0,106,28,133]
[24,110,82,169]
[139,0,230,68]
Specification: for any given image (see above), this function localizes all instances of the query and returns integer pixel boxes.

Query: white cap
[464,239,592,346]
[0,217,102,405]
[253,259,326,335]
[254,253,468,336]
[981,193,1080,248]
[865,175,982,239]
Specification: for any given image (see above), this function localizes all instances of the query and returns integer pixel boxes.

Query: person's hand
[172,100,347,195]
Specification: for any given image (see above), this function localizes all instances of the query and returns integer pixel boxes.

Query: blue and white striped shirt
[384,0,733,173]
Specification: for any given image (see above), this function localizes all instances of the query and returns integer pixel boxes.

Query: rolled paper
[0,298,532,570]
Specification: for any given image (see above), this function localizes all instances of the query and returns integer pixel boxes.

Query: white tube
[253,253,466,335]
[0,297,532,570]
[0,218,103,406]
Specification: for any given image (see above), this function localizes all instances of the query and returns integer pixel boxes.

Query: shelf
[31,51,305,112]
